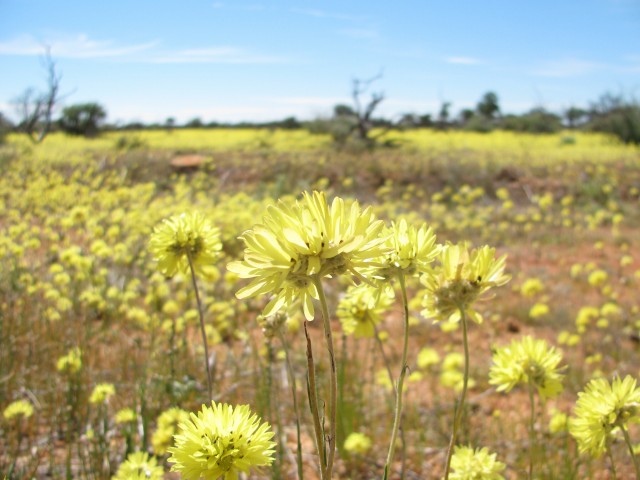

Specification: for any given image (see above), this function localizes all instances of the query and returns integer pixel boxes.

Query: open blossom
[570,375,640,457]
[228,191,389,320]
[337,284,393,338]
[489,336,565,400]
[449,445,506,480]
[421,243,510,323]
[150,212,222,277]
[168,402,276,480]
[113,451,164,480]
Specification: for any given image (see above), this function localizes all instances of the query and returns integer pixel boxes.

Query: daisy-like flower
[337,284,393,338]
[152,407,190,455]
[115,408,136,425]
[168,402,276,480]
[3,400,34,420]
[150,212,222,277]
[421,243,510,324]
[376,218,439,280]
[228,191,388,320]
[449,445,506,480]
[89,383,116,405]
[112,451,164,480]
[570,375,640,457]
[343,432,372,455]
[489,336,564,400]
[56,347,82,374]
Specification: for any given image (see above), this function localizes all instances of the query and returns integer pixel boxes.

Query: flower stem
[186,252,212,403]
[606,443,618,480]
[313,275,338,480]
[384,273,410,480]
[443,306,470,480]
[279,330,305,480]
[622,425,640,479]
[527,380,536,480]
[304,322,327,480]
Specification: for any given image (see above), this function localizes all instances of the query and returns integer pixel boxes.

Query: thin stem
[186,252,212,403]
[622,425,640,479]
[606,443,618,480]
[384,273,410,480]
[443,306,470,480]
[313,275,338,480]
[528,380,536,480]
[304,322,327,480]
[279,330,305,480]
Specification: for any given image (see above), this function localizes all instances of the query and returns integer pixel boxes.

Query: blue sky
[1,0,639,124]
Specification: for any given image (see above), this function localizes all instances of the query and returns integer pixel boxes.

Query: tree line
[1,58,639,147]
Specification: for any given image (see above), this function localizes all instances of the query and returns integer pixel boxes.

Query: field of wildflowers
[1,129,639,479]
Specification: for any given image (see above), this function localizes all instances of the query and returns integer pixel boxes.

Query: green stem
[622,425,640,479]
[278,330,304,480]
[313,275,338,480]
[186,252,212,403]
[304,322,327,480]
[528,380,536,480]
[443,306,470,480]
[607,443,618,480]
[384,273,410,480]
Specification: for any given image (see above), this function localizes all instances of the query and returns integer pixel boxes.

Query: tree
[587,93,640,145]
[13,48,62,143]
[350,71,386,146]
[0,112,13,144]
[436,101,451,129]
[477,91,500,120]
[59,102,107,136]
[564,106,587,128]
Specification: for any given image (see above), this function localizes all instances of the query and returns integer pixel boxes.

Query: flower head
[113,451,164,480]
[376,219,439,279]
[337,284,392,338]
[489,336,564,400]
[115,408,136,424]
[421,243,510,323]
[56,347,82,374]
[168,402,276,480]
[150,212,222,277]
[228,191,388,320]
[449,445,506,480]
[89,383,116,405]
[570,375,640,457]
[343,432,372,455]
[3,400,34,420]
[152,407,190,455]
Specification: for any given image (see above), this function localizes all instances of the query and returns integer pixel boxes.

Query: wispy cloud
[339,28,379,40]
[151,46,288,64]
[0,33,157,58]
[531,58,604,77]
[445,56,483,65]
[291,8,363,22]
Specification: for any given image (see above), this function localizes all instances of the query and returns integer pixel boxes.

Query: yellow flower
[168,402,276,480]
[570,375,640,457]
[228,191,388,320]
[149,212,222,277]
[89,383,116,405]
[489,336,564,399]
[344,432,372,455]
[115,408,136,424]
[152,407,190,455]
[421,243,510,324]
[337,284,392,338]
[56,347,82,374]
[449,445,506,480]
[376,218,439,279]
[3,400,34,420]
[520,277,544,297]
[112,451,164,480]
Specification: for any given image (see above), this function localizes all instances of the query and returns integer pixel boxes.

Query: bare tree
[13,47,62,143]
[351,71,386,145]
